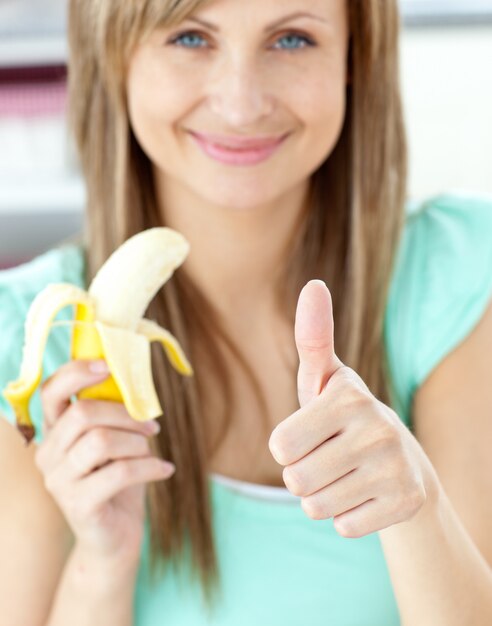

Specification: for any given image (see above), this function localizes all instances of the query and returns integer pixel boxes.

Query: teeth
[2,227,193,445]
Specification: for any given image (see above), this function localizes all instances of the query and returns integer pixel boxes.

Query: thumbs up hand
[268,280,439,538]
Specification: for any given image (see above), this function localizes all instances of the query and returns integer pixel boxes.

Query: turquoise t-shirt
[1,192,492,625]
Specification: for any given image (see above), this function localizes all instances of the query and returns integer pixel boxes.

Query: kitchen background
[0,0,491,268]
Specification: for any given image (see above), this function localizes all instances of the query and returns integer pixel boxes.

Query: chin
[198,171,283,208]
[201,186,281,212]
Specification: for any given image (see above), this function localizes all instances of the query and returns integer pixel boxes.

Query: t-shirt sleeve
[386,192,492,426]
[0,251,77,446]
[411,195,492,414]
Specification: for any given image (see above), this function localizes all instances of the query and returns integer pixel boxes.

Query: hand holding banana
[34,358,175,566]
[268,280,440,538]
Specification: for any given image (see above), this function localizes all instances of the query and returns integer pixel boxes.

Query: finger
[333,499,387,538]
[301,468,375,522]
[282,430,359,497]
[76,457,175,509]
[295,280,344,407]
[270,390,347,466]
[59,428,153,482]
[270,368,373,466]
[334,486,425,538]
[36,399,159,472]
[41,359,111,430]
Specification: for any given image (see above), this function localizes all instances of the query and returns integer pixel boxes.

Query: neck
[155,173,310,321]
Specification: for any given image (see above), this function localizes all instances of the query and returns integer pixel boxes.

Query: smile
[187,131,290,166]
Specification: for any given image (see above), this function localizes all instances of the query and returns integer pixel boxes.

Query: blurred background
[0,0,491,268]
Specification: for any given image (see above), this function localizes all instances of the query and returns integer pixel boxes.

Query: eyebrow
[183,11,328,33]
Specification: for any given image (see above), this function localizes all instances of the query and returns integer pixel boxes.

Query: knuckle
[69,402,92,429]
[40,368,67,409]
[345,389,373,414]
[405,483,426,516]
[88,428,111,453]
[301,496,325,520]
[68,401,85,421]
[394,470,411,497]
[333,365,356,389]
[111,460,131,483]
[282,466,305,496]
[137,434,151,456]
[39,376,53,402]
[269,430,292,465]
[39,391,48,412]
[151,457,166,473]
[334,516,353,537]
[370,421,396,450]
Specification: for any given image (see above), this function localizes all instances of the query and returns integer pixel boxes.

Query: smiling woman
[1,0,492,625]
[125,1,350,216]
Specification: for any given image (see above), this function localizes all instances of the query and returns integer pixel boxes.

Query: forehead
[126,0,348,56]
[140,0,343,30]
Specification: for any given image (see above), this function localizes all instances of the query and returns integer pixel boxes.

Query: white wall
[400,25,492,201]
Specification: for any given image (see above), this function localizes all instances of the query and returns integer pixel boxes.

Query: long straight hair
[67,0,408,612]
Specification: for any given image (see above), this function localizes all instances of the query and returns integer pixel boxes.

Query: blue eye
[170,31,208,48]
[168,30,315,51]
[273,34,314,51]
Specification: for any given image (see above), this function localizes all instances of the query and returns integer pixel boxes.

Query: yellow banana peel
[2,227,194,446]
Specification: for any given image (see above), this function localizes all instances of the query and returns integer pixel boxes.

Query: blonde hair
[67,0,408,612]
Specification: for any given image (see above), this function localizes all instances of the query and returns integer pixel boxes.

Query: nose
[208,56,274,129]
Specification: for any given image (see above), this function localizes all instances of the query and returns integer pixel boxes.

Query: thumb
[295,280,344,407]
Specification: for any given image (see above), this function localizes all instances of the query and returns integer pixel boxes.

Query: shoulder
[385,191,492,424]
[406,192,492,382]
[0,243,86,316]
[0,243,85,334]
[397,191,492,277]
[0,243,86,292]
[404,191,492,264]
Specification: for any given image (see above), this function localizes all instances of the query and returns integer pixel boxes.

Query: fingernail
[159,460,176,475]
[89,359,109,374]
[146,420,161,434]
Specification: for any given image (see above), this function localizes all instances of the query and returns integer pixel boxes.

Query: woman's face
[126,0,350,210]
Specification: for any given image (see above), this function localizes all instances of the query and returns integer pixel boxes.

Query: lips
[188,131,289,151]
[187,129,290,166]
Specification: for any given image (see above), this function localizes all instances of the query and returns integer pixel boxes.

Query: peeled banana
[2,227,194,446]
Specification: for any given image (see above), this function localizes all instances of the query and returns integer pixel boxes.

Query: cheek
[290,68,347,162]
[127,55,197,147]
[299,61,346,127]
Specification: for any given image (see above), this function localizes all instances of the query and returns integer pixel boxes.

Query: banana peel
[2,227,193,446]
